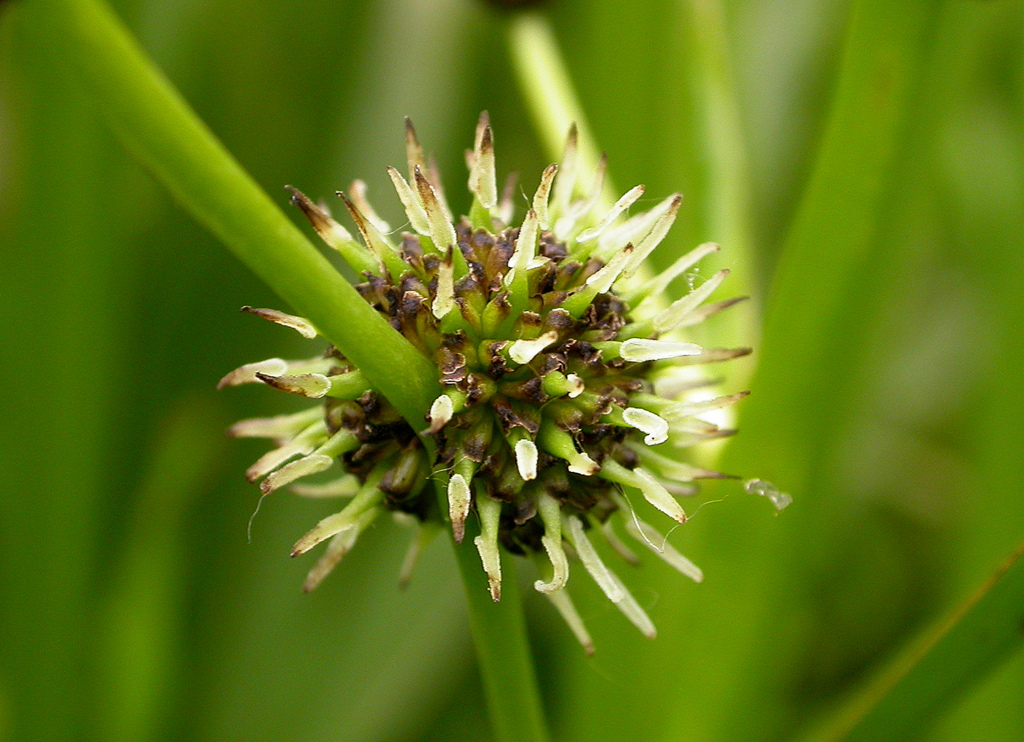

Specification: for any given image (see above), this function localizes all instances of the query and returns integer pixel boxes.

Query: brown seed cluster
[319,218,662,555]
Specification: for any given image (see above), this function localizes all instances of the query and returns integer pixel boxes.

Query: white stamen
[427,157,454,223]
[583,244,634,294]
[228,407,323,439]
[600,461,687,523]
[245,436,317,482]
[622,407,670,445]
[428,393,454,432]
[532,164,558,230]
[504,209,539,288]
[596,193,676,258]
[257,373,331,399]
[654,269,730,333]
[604,566,657,639]
[416,167,458,251]
[566,373,584,398]
[514,439,538,481]
[341,191,398,268]
[241,307,318,338]
[534,493,568,593]
[217,358,287,389]
[564,515,623,602]
[576,184,645,243]
[545,589,594,655]
[634,468,687,523]
[471,126,497,209]
[447,473,471,543]
[568,451,599,476]
[303,507,379,592]
[620,194,682,279]
[620,339,703,362]
[565,374,585,397]
[474,495,503,601]
[431,251,455,319]
[508,330,558,365]
[260,454,333,495]
[291,475,385,556]
[386,166,432,236]
[660,391,750,422]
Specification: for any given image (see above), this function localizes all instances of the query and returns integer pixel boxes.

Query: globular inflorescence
[221,114,752,652]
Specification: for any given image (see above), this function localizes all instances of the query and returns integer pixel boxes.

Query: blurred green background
[1,0,1022,740]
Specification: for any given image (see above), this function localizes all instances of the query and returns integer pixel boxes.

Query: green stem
[32,0,439,428]
[450,529,551,742]
[507,12,612,199]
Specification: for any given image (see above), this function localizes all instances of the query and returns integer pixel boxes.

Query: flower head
[222,114,753,652]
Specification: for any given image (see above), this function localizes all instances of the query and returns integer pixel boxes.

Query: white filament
[620,339,703,362]
[622,407,670,446]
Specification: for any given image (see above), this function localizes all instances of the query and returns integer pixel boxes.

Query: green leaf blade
[809,544,1024,742]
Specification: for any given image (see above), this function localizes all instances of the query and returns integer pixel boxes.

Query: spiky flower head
[222,114,755,652]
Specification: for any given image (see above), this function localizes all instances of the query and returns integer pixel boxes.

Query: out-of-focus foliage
[0,0,1021,741]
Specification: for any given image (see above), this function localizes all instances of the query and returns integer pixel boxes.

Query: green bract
[222,114,752,651]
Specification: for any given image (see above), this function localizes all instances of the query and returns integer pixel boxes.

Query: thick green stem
[32,0,439,427]
[451,528,551,742]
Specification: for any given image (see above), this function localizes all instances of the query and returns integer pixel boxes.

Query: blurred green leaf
[807,543,1024,742]
[0,6,125,739]
[96,399,224,742]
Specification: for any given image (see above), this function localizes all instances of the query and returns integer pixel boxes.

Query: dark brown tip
[287,186,334,234]
[337,191,370,237]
